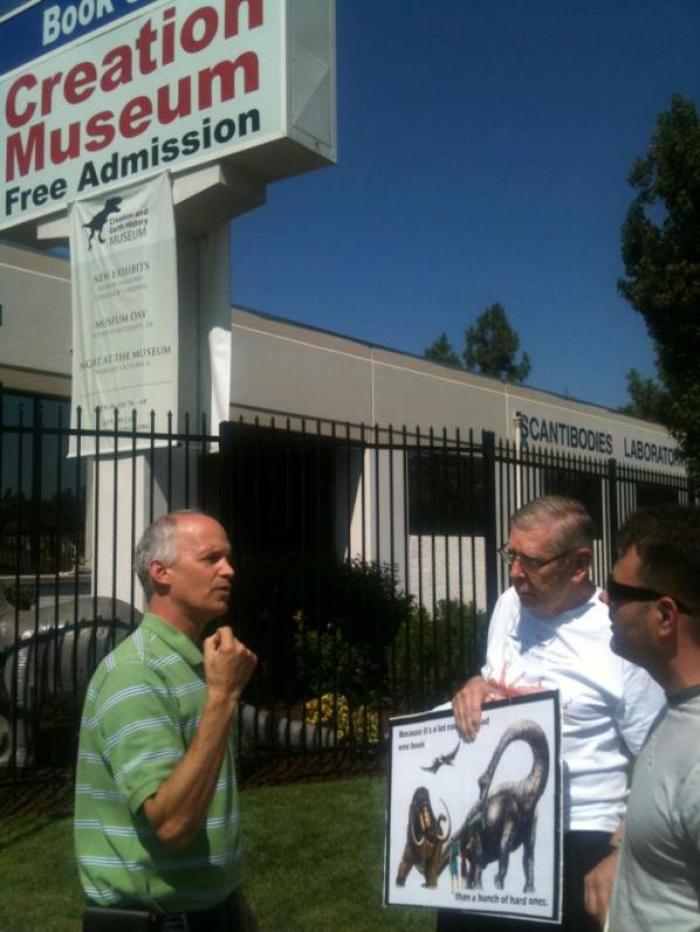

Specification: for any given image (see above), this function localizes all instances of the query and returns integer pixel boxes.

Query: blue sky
[230,0,700,410]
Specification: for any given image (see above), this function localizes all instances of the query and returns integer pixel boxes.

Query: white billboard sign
[385,693,562,923]
[1,0,335,230]
[69,171,177,455]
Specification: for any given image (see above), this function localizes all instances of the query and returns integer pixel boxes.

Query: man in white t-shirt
[605,504,700,932]
[437,496,664,932]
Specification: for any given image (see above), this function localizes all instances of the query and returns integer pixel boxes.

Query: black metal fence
[0,391,692,782]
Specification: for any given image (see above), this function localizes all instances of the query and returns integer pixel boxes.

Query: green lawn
[0,776,434,932]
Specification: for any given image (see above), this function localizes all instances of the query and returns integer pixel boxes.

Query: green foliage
[287,559,415,706]
[618,94,700,476]
[293,611,381,705]
[617,368,669,423]
[232,554,414,706]
[0,488,84,573]
[291,570,484,716]
[424,332,462,368]
[2,582,36,610]
[0,488,85,534]
[303,692,383,744]
[463,302,531,383]
[423,303,531,384]
[389,599,485,711]
[330,558,414,650]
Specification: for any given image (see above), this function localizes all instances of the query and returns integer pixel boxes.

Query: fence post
[482,430,499,619]
[607,458,619,566]
[30,397,44,574]
[218,420,235,538]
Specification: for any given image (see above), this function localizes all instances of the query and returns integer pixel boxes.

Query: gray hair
[133,510,202,599]
[510,496,594,552]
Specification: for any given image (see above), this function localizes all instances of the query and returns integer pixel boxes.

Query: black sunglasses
[605,576,690,614]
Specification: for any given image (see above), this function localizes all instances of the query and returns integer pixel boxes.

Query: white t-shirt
[482,586,665,831]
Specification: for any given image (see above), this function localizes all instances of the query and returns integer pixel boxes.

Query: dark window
[0,389,84,574]
[1,391,69,428]
[542,469,603,536]
[408,449,485,536]
[222,422,335,557]
[636,483,679,508]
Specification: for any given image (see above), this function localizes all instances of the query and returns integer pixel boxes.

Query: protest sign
[385,691,562,924]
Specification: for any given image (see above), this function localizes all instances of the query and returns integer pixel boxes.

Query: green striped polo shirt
[74,613,241,912]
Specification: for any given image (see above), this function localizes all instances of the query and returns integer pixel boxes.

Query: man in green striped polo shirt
[75,511,258,931]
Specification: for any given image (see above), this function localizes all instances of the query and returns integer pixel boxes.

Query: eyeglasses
[499,545,573,573]
[605,576,690,614]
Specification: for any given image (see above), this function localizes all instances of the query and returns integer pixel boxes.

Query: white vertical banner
[69,173,178,456]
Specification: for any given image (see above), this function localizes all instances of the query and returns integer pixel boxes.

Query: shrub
[3,583,36,610]
[388,599,486,712]
[234,555,416,706]
[293,610,386,707]
[303,692,382,744]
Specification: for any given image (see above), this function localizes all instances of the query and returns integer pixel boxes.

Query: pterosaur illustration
[421,740,460,773]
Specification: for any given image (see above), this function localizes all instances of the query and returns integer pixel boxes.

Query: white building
[3,241,686,615]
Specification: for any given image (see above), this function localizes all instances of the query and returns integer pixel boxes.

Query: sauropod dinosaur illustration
[453,719,549,892]
[395,786,452,888]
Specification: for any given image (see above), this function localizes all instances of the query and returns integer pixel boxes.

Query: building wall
[229,306,683,475]
[229,306,686,614]
[0,250,681,476]
[409,534,487,613]
[0,251,689,622]
[0,242,71,397]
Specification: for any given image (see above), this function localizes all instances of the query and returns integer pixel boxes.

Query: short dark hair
[511,496,594,552]
[617,504,700,615]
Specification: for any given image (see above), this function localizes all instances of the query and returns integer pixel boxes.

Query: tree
[617,368,669,423]
[463,302,531,383]
[424,332,462,369]
[618,94,700,475]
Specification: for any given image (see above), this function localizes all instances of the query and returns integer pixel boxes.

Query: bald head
[134,510,195,599]
[135,512,235,634]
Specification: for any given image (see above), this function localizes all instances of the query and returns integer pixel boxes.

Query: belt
[83,890,240,932]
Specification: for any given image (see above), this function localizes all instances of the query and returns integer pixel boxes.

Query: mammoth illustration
[395,786,451,888]
[453,719,549,892]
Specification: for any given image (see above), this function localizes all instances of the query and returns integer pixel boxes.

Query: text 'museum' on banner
[68,171,178,457]
[385,692,562,924]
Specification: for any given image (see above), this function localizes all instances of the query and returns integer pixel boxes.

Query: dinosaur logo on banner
[82,196,122,250]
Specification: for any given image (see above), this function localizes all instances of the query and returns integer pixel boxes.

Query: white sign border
[384,691,563,923]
